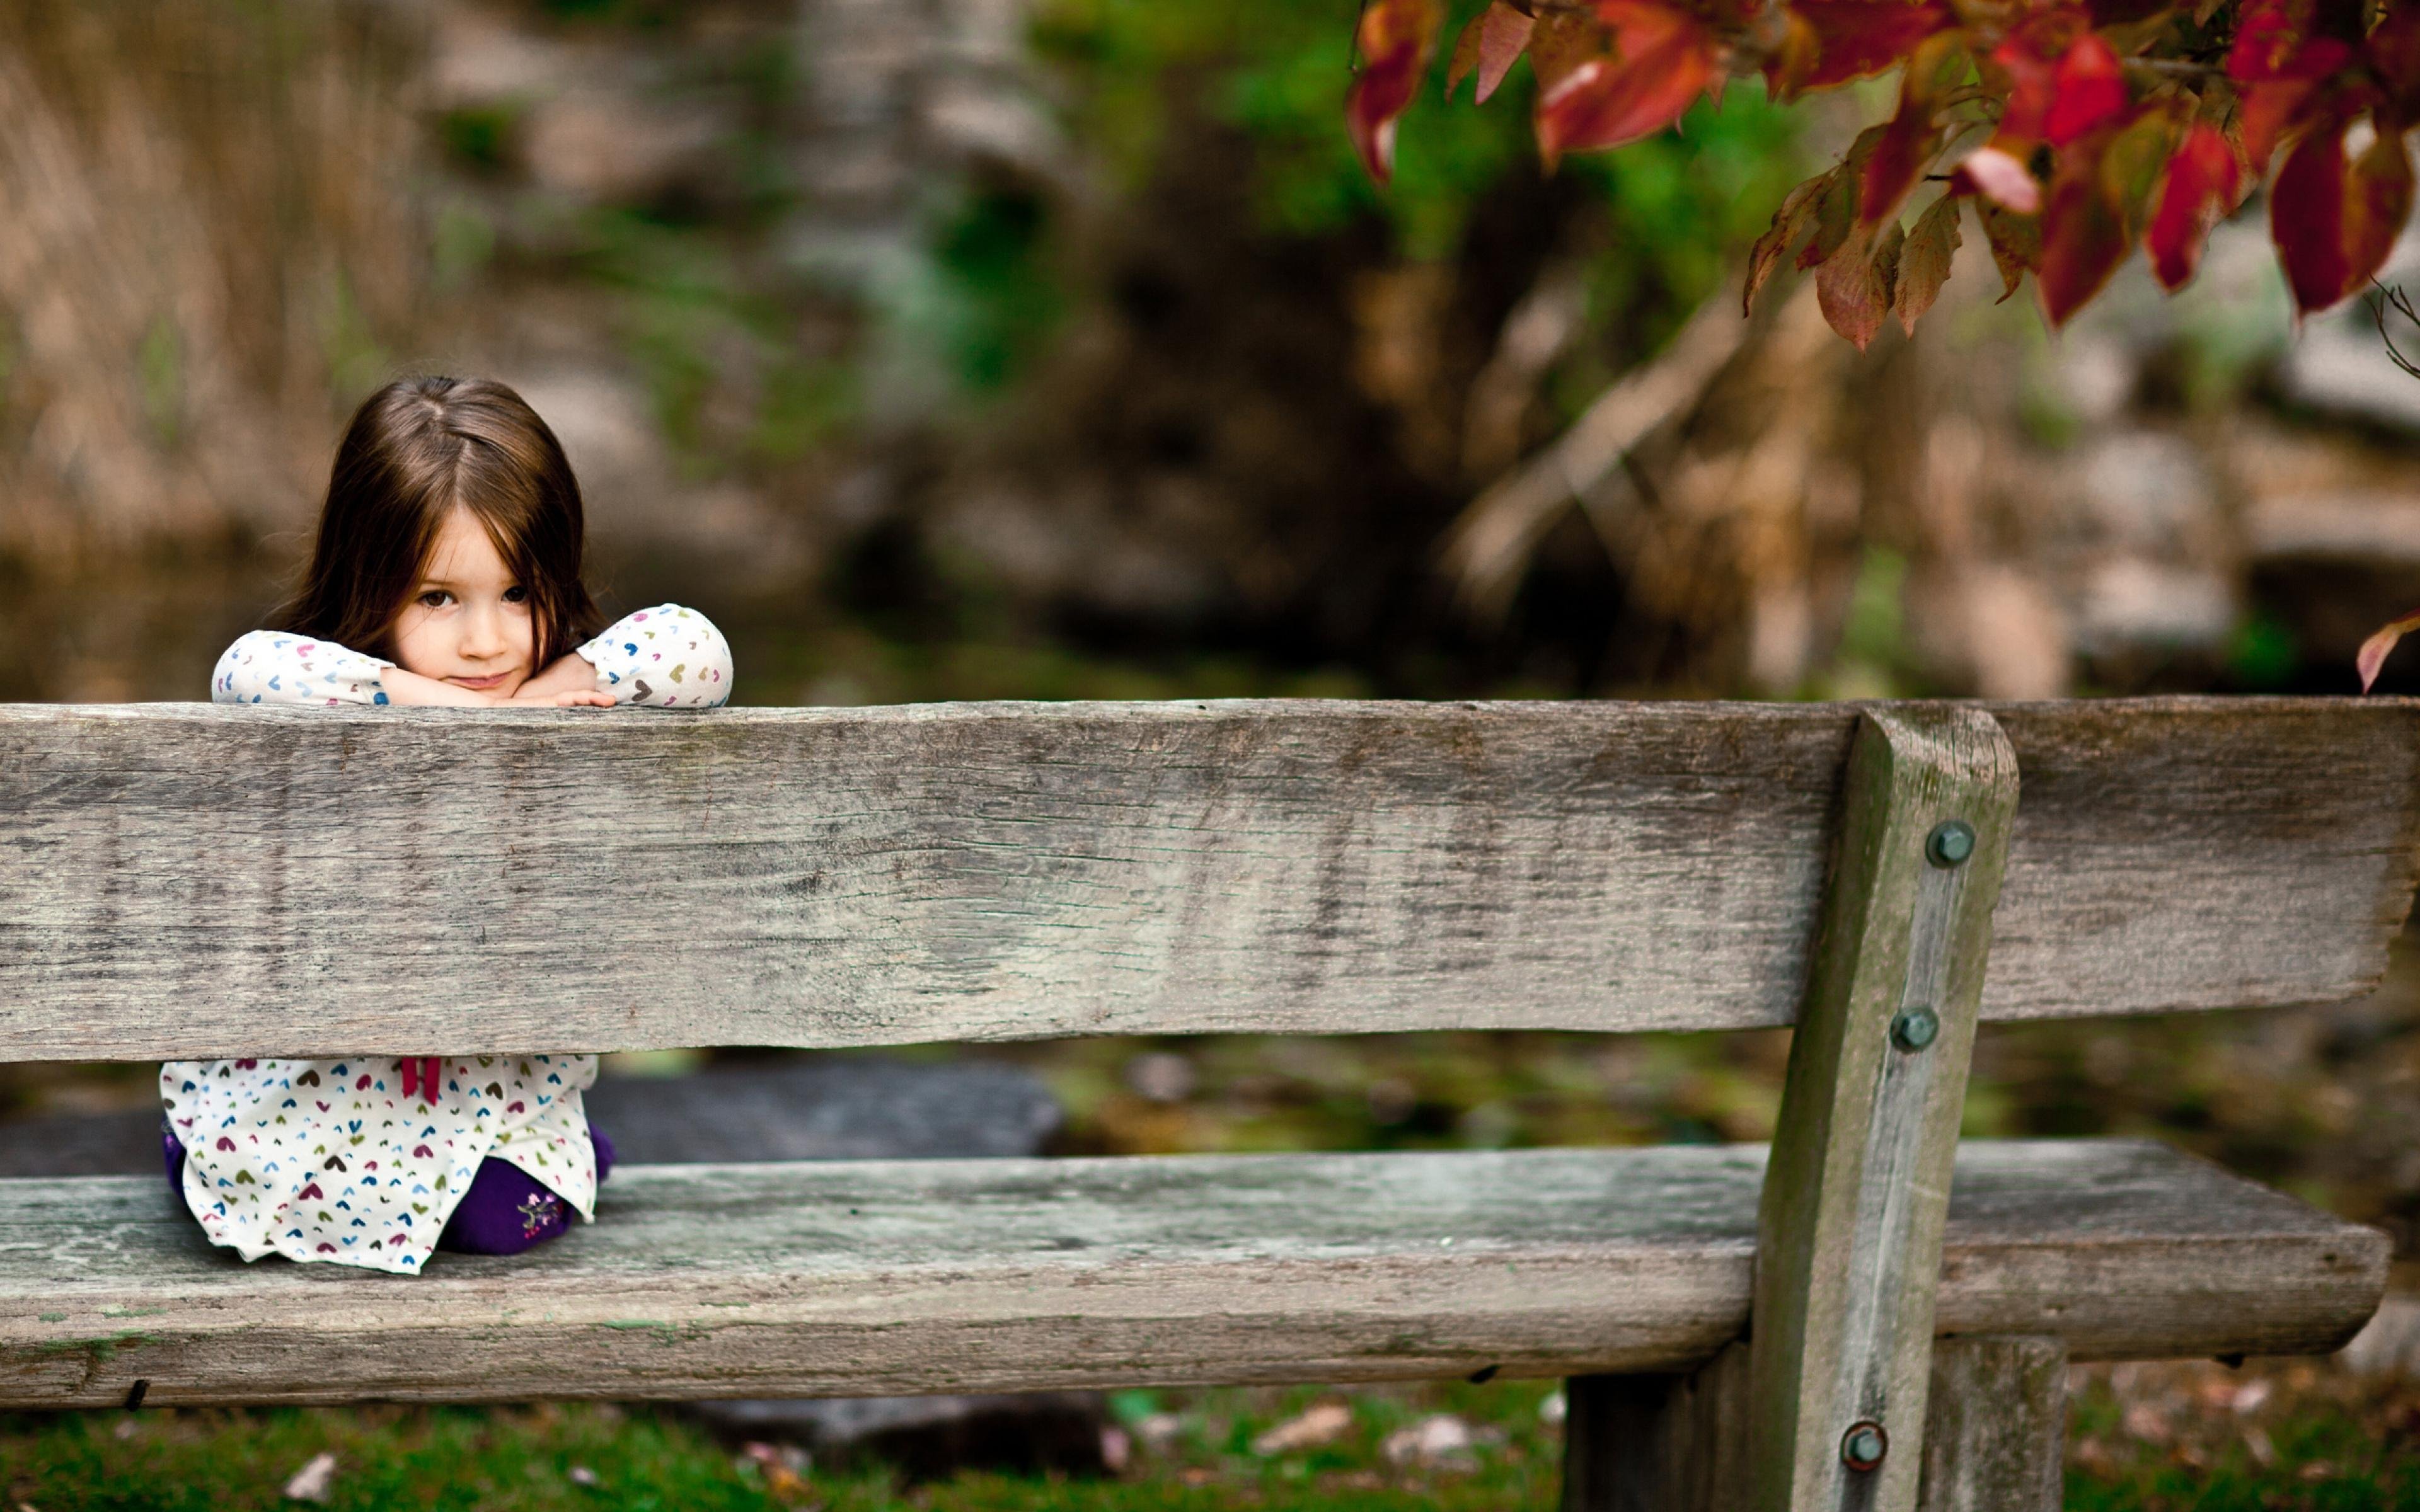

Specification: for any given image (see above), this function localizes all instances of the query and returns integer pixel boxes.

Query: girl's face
[388,507,536,697]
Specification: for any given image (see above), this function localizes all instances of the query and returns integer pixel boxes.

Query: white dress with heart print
[164,602,733,1274]
[161,1055,600,1274]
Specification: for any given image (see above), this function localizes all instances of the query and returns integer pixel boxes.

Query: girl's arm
[570,605,735,708]
[212,609,731,709]
[212,631,602,707]
[213,631,395,707]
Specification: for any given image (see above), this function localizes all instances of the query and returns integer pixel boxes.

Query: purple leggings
[164,1126,614,1257]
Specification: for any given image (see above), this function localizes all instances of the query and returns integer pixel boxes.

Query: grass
[0,1380,1558,1511]
[2063,1361,2420,1512]
[4,1365,2417,1509]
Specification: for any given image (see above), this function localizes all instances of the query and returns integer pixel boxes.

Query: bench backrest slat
[1,697,2412,1062]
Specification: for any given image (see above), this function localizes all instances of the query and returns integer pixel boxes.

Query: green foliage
[2227,612,2301,690]
[568,209,858,470]
[1032,0,1804,355]
[751,357,856,464]
[925,188,1067,393]
[438,105,521,175]
[137,316,183,450]
[317,275,393,413]
[430,201,497,290]
[537,0,682,28]
[1801,546,1918,701]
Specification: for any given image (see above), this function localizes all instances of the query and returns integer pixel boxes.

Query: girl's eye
[417,590,452,609]
[504,586,529,604]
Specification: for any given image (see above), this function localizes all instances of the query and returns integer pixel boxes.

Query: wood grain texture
[0,1140,2383,1408]
[1750,709,2019,1512]
[0,698,2414,1060]
[1916,1337,2065,1512]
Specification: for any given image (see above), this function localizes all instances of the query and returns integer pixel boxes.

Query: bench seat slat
[0,1140,2382,1407]
[0,697,2414,1059]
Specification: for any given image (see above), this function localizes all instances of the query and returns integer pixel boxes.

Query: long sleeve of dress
[575,604,733,708]
[213,631,394,706]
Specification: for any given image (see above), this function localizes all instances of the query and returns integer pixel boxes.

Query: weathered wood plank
[1916,1337,2065,1512]
[1749,709,2019,1511]
[0,1140,2382,1408]
[0,698,2412,1060]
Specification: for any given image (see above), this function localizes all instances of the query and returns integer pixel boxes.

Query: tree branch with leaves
[1352,0,2420,689]
[1349,0,2419,344]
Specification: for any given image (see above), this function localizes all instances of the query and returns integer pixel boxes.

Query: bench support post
[1561,1343,1751,1512]
[1562,1334,2061,1512]
[1746,706,2019,1512]
[1917,1336,2066,1512]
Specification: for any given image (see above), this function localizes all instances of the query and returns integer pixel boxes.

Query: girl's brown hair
[276,377,601,666]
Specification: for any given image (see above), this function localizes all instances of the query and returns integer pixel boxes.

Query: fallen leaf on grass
[282,1452,337,1504]
[740,1441,812,1499]
[2122,1402,2171,1443]
[1382,1413,1476,1469]
[1252,1400,1354,1455]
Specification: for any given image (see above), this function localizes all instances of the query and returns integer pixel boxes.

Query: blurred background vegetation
[18,0,2420,710]
[2,0,2418,1501]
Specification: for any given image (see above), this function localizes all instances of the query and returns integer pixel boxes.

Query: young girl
[163,375,733,1275]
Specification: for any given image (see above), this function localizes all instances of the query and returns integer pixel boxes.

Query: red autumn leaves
[1531,3,1722,165]
[1347,0,1444,183]
[1348,0,2420,348]
[2146,123,2241,287]
[1351,0,1727,179]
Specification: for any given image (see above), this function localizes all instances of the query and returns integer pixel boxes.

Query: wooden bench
[1,697,2411,1510]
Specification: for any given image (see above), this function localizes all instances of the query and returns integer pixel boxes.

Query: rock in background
[582,1057,1061,1162]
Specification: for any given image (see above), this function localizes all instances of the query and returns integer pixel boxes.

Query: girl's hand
[510,687,618,708]
[381,667,613,707]
[514,651,607,704]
